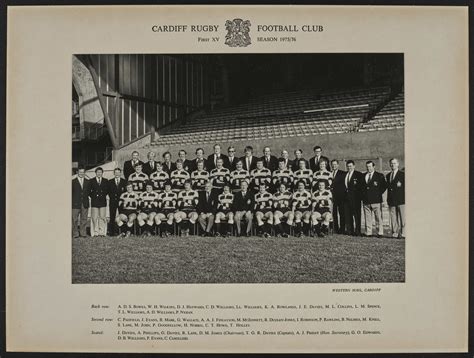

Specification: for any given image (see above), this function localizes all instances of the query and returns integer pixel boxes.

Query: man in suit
[386,158,405,239]
[189,147,207,173]
[207,144,229,171]
[226,146,238,171]
[162,151,176,175]
[343,160,363,236]
[107,168,127,236]
[142,151,158,176]
[279,149,291,170]
[197,181,217,236]
[72,166,90,238]
[241,145,258,172]
[89,167,109,237]
[290,149,309,172]
[309,146,330,173]
[330,159,346,234]
[261,146,279,172]
[178,149,194,173]
[233,180,254,236]
[123,151,144,180]
[362,161,387,237]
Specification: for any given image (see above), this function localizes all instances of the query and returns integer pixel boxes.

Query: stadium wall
[113,129,404,172]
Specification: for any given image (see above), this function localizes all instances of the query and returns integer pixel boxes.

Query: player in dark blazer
[177,149,194,173]
[261,146,279,173]
[330,159,347,234]
[89,167,109,237]
[72,167,90,238]
[241,145,258,172]
[142,151,159,176]
[386,158,405,238]
[197,181,218,236]
[226,146,239,171]
[361,161,387,237]
[233,180,254,236]
[309,146,330,173]
[162,151,176,175]
[123,151,144,180]
[290,149,309,172]
[188,148,207,173]
[107,168,127,235]
[343,160,364,236]
[207,144,229,171]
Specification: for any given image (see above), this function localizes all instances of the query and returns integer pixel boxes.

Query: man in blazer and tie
[89,167,109,237]
[343,160,363,236]
[279,149,291,170]
[233,180,254,236]
[207,144,229,171]
[386,158,405,238]
[241,145,258,173]
[189,148,207,173]
[362,161,387,237]
[226,146,238,171]
[330,159,347,234]
[72,166,90,238]
[123,151,144,180]
[142,151,158,176]
[107,168,127,236]
[290,149,309,172]
[198,181,217,236]
[178,149,194,173]
[261,146,279,173]
[162,151,176,175]
[309,146,330,173]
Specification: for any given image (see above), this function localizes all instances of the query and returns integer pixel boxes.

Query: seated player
[137,182,160,236]
[175,180,199,237]
[155,181,177,237]
[197,181,217,237]
[170,159,190,193]
[128,162,149,192]
[230,160,250,193]
[293,159,313,191]
[214,184,234,237]
[250,158,271,193]
[116,182,139,237]
[312,159,333,192]
[149,162,169,193]
[272,158,294,193]
[209,158,230,195]
[273,182,294,238]
[254,183,274,238]
[190,159,209,192]
[311,180,333,237]
[233,180,254,237]
[291,180,313,237]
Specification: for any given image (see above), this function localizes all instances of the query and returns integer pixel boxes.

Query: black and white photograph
[72,53,405,284]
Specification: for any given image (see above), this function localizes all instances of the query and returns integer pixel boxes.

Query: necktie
[151,162,154,169]
[215,155,218,166]
[391,172,394,183]
[247,158,250,170]
[369,173,373,182]
[98,178,101,185]
[116,179,119,186]
[79,178,83,188]
[206,192,209,201]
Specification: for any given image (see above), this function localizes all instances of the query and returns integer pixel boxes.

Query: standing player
[190,159,209,192]
[162,151,176,175]
[230,160,250,193]
[311,180,333,237]
[149,162,169,193]
[272,158,293,193]
[250,158,271,193]
[155,181,177,237]
[128,162,149,192]
[254,183,274,238]
[312,160,333,192]
[209,158,231,194]
[291,149,309,172]
[170,159,190,194]
[273,182,294,238]
[293,159,313,191]
[137,182,160,236]
[197,181,217,237]
[214,184,234,237]
[292,180,313,237]
[175,180,199,237]
[116,182,139,237]
[178,149,193,173]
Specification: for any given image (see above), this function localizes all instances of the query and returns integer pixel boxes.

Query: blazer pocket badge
[397,181,402,187]
[374,181,378,186]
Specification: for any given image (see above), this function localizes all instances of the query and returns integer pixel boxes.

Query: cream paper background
[6,5,468,353]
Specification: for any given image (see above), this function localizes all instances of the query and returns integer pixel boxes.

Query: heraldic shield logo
[225,18,251,47]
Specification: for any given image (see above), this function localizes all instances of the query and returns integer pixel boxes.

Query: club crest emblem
[225,18,251,47]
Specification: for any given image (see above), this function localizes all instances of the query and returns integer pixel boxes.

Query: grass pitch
[72,234,405,284]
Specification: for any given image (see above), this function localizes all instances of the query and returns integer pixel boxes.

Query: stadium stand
[359,91,404,132]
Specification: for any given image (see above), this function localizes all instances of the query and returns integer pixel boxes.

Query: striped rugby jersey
[170,169,190,191]
[312,170,333,190]
[119,192,140,212]
[139,191,160,211]
[312,190,333,210]
[210,167,231,189]
[272,168,294,187]
[273,190,293,211]
[217,192,234,211]
[250,168,272,190]
[160,191,177,210]
[292,190,312,210]
[128,172,149,192]
[230,169,250,191]
[177,189,199,211]
[149,170,169,192]
[191,170,210,191]
[254,192,273,211]
[293,169,313,189]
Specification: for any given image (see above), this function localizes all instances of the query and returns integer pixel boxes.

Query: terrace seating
[359,91,404,132]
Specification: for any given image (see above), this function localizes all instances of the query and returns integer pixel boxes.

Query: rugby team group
[72,144,405,239]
